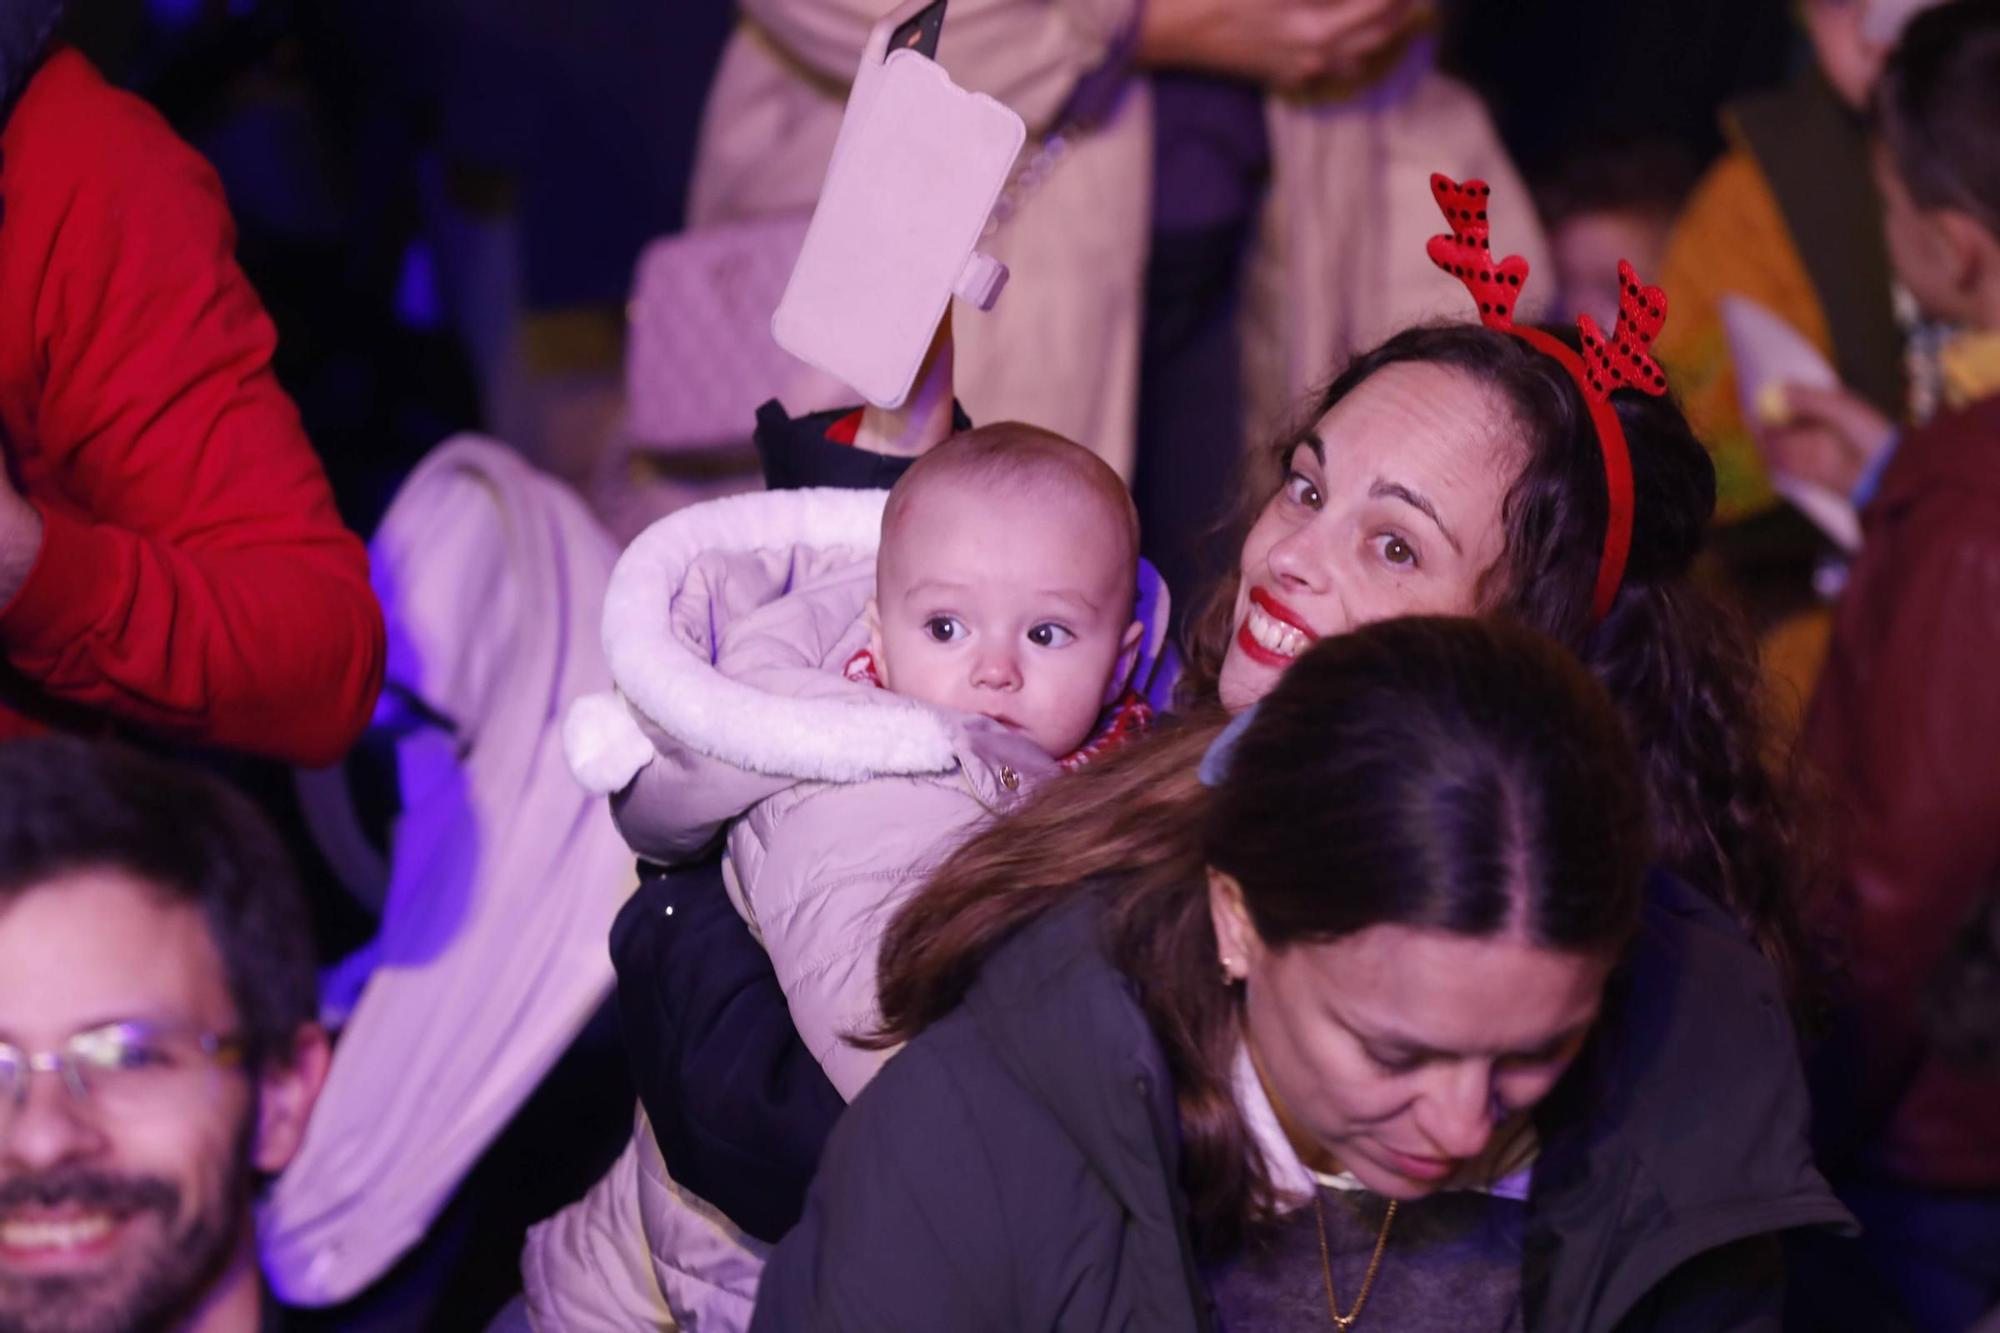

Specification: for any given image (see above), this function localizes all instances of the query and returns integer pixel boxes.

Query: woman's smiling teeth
[1245,602,1311,658]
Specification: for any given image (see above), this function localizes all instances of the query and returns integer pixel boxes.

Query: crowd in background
[1,0,1998,1330]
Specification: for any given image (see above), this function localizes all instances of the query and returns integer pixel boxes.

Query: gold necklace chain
[1311,1193,1398,1330]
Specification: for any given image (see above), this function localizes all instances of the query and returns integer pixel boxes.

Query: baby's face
[872,482,1141,758]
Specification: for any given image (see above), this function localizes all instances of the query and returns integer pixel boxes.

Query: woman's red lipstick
[1235,587,1320,670]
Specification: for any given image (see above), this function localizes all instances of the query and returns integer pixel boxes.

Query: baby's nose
[971,649,1022,690]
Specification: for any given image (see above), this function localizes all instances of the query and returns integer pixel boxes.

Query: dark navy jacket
[750,881,1851,1332]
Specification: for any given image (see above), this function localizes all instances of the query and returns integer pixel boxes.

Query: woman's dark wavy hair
[1177,323,1817,1009]
[876,617,1650,1254]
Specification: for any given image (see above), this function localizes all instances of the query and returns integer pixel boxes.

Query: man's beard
[0,1149,252,1333]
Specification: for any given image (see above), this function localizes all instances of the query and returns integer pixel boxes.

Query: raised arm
[737,0,1141,132]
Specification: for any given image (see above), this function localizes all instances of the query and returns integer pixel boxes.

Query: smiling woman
[1219,360,1519,692]
[1187,322,1815,1011]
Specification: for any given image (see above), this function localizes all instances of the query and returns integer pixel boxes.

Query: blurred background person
[1793,4,2000,1329]
[0,1,384,766]
[687,0,1547,614]
[1530,138,1701,329]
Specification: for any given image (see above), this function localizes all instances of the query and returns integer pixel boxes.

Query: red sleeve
[1806,507,2000,1078]
[0,54,384,766]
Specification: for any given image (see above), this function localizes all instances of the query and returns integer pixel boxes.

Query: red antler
[1424,174,1530,331]
[1576,260,1669,402]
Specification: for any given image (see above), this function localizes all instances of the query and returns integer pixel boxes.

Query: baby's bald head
[880,423,1139,579]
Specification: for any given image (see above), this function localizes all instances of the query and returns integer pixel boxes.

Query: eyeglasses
[0,1022,247,1121]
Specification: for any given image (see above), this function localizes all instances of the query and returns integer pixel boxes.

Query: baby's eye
[1284,470,1324,511]
[1373,534,1418,568]
[924,616,966,644]
[1026,623,1075,649]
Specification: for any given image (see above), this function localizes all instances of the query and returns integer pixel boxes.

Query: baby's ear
[865,597,887,677]
[1105,618,1145,706]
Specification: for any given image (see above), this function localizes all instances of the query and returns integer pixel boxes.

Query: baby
[576,421,1155,1098]
[555,420,1160,1328]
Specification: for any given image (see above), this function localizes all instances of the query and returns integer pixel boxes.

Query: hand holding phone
[854,312,956,457]
[887,0,947,60]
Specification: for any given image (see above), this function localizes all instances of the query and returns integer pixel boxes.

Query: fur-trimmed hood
[563,485,1174,831]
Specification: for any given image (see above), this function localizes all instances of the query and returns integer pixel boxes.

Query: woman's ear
[1207,868,1262,984]
[253,1024,333,1175]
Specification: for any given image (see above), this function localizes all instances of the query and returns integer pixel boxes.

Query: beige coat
[691,6,1549,477]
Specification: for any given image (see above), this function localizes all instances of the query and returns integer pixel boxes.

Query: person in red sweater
[0,32,384,767]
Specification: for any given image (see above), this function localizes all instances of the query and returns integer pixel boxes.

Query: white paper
[1769,474,1863,553]
[1718,294,1862,552]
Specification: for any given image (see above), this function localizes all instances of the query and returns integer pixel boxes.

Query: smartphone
[887,0,947,60]
[773,50,1024,407]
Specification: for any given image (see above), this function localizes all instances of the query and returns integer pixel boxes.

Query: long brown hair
[1177,323,1819,1009]
[877,617,1649,1255]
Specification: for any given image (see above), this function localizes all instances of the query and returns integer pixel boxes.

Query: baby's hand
[951,713,1061,811]
[854,310,956,458]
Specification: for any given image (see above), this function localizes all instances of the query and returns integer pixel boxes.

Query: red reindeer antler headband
[1425,174,1669,621]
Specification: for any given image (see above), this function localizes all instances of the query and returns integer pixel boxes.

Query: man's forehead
[0,869,235,1044]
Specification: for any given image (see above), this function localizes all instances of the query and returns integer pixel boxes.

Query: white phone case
[771,46,1024,408]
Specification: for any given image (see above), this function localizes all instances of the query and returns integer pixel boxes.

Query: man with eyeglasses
[0,737,329,1333]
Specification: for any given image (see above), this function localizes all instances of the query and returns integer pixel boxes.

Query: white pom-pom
[563,692,658,794]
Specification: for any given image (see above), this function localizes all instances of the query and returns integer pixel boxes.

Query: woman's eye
[1283,470,1324,510]
[1368,1049,1423,1075]
[1026,623,1075,649]
[923,617,965,643]
[1499,1035,1582,1073]
[1374,534,1418,568]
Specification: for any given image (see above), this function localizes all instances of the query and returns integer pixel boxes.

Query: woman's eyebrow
[1370,480,1464,556]
[1514,1020,1595,1061]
